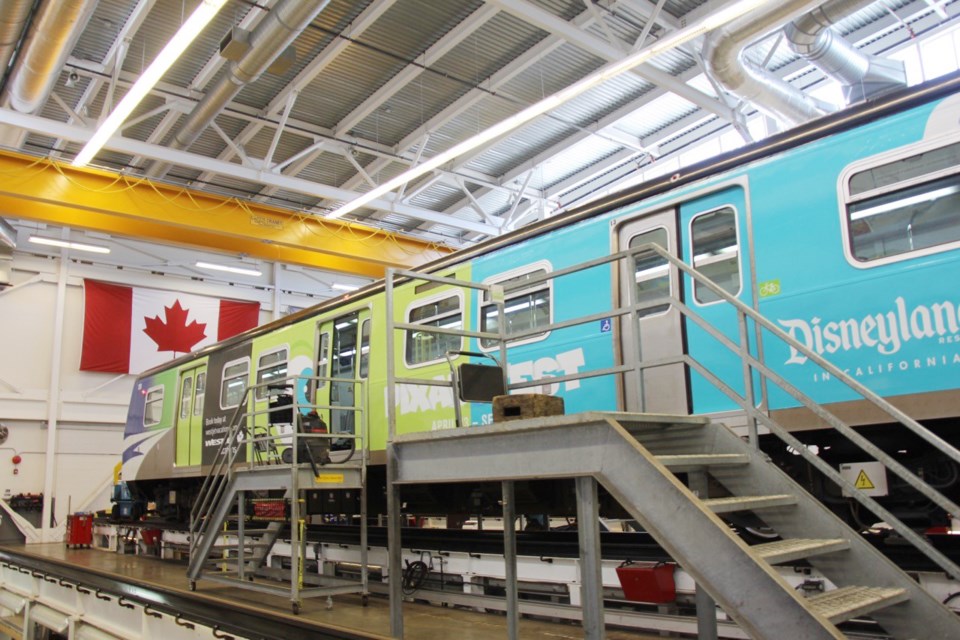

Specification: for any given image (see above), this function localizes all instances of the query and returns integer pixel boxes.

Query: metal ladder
[187,375,369,613]
[391,412,960,638]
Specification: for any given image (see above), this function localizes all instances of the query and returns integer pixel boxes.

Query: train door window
[179,375,193,420]
[332,313,359,380]
[479,264,551,349]
[405,294,462,366]
[194,372,206,416]
[220,358,250,409]
[315,331,330,389]
[844,139,960,264]
[144,386,164,426]
[255,348,288,400]
[359,319,371,378]
[629,228,670,317]
[690,207,741,304]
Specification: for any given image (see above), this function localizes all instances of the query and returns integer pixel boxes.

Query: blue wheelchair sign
[600,318,612,333]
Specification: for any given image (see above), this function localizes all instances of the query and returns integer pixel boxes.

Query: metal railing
[384,244,960,579]
[189,374,367,558]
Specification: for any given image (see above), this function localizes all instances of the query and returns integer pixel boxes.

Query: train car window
[193,372,206,416]
[255,348,288,400]
[179,376,193,420]
[479,265,551,349]
[315,331,330,389]
[845,141,960,263]
[220,359,250,409]
[144,386,164,427]
[629,228,670,317]
[690,207,741,304]
[405,294,462,366]
[359,319,371,378]
[332,313,359,380]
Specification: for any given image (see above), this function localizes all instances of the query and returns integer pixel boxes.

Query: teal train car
[122,71,960,528]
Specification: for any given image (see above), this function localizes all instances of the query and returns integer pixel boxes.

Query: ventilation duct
[145,0,331,178]
[4,0,99,114]
[785,0,906,103]
[702,0,835,128]
[0,0,34,81]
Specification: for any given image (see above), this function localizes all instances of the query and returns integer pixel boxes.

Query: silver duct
[5,0,99,114]
[0,0,34,81]
[785,0,906,103]
[702,0,834,128]
[146,0,331,178]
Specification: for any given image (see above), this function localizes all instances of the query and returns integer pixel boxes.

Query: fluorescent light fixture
[0,217,16,248]
[29,235,110,254]
[72,0,229,167]
[195,261,262,277]
[332,283,360,291]
[328,0,772,220]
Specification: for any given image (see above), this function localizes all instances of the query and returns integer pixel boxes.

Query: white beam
[0,109,499,235]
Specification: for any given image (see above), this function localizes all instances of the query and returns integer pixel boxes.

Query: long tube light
[29,236,110,254]
[72,0,229,168]
[328,0,773,220]
[196,261,262,277]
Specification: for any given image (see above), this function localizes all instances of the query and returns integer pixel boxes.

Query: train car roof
[136,69,960,380]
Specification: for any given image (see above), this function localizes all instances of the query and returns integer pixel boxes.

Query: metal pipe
[785,0,906,103]
[702,0,833,127]
[5,0,99,114]
[146,0,331,177]
[0,0,34,84]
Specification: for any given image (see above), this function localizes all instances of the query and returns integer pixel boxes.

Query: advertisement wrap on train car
[468,215,618,425]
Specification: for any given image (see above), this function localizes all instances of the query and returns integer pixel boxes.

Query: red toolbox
[615,561,676,603]
[65,513,93,549]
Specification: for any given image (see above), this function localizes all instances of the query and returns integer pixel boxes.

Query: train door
[175,363,207,466]
[616,209,689,414]
[679,186,755,414]
[316,309,371,439]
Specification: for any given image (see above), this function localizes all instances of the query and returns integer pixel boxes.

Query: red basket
[616,561,676,603]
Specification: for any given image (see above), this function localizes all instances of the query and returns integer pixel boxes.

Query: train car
[119,71,960,528]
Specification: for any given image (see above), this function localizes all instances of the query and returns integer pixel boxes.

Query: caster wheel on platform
[361,594,369,607]
[189,581,196,592]
[292,602,301,615]
[325,596,334,610]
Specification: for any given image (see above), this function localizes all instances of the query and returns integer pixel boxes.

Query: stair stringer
[681,419,960,639]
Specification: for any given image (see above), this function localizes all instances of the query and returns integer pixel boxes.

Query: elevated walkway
[187,375,368,613]
[391,412,960,638]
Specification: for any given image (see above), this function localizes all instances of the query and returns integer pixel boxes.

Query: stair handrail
[629,242,960,577]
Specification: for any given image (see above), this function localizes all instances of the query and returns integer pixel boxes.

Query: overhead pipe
[0,0,34,86]
[4,0,99,114]
[785,0,906,103]
[702,0,836,128]
[145,0,331,178]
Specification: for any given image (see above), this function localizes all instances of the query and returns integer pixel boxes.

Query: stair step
[702,494,798,514]
[754,538,850,565]
[657,453,750,469]
[807,586,909,624]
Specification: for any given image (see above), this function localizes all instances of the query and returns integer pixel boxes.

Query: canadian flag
[81,280,260,374]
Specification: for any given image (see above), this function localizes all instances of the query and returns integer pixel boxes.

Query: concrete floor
[4,543,675,639]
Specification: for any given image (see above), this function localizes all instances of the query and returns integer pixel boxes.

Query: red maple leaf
[143,300,207,353]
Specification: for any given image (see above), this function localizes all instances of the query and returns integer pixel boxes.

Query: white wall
[0,247,354,537]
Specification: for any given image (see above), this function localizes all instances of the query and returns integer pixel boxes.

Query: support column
[387,446,403,638]
[42,240,69,541]
[575,476,604,640]
[688,470,718,640]
[502,481,519,640]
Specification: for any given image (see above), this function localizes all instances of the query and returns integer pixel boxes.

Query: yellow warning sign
[855,469,876,490]
[315,473,345,484]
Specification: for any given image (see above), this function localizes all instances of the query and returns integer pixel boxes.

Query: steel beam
[0,148,449,277]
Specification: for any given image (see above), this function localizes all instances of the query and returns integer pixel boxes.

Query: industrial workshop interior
[5,0,960,638]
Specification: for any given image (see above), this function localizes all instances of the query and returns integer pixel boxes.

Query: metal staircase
[187,375,368,613]
[391,411,960,638]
